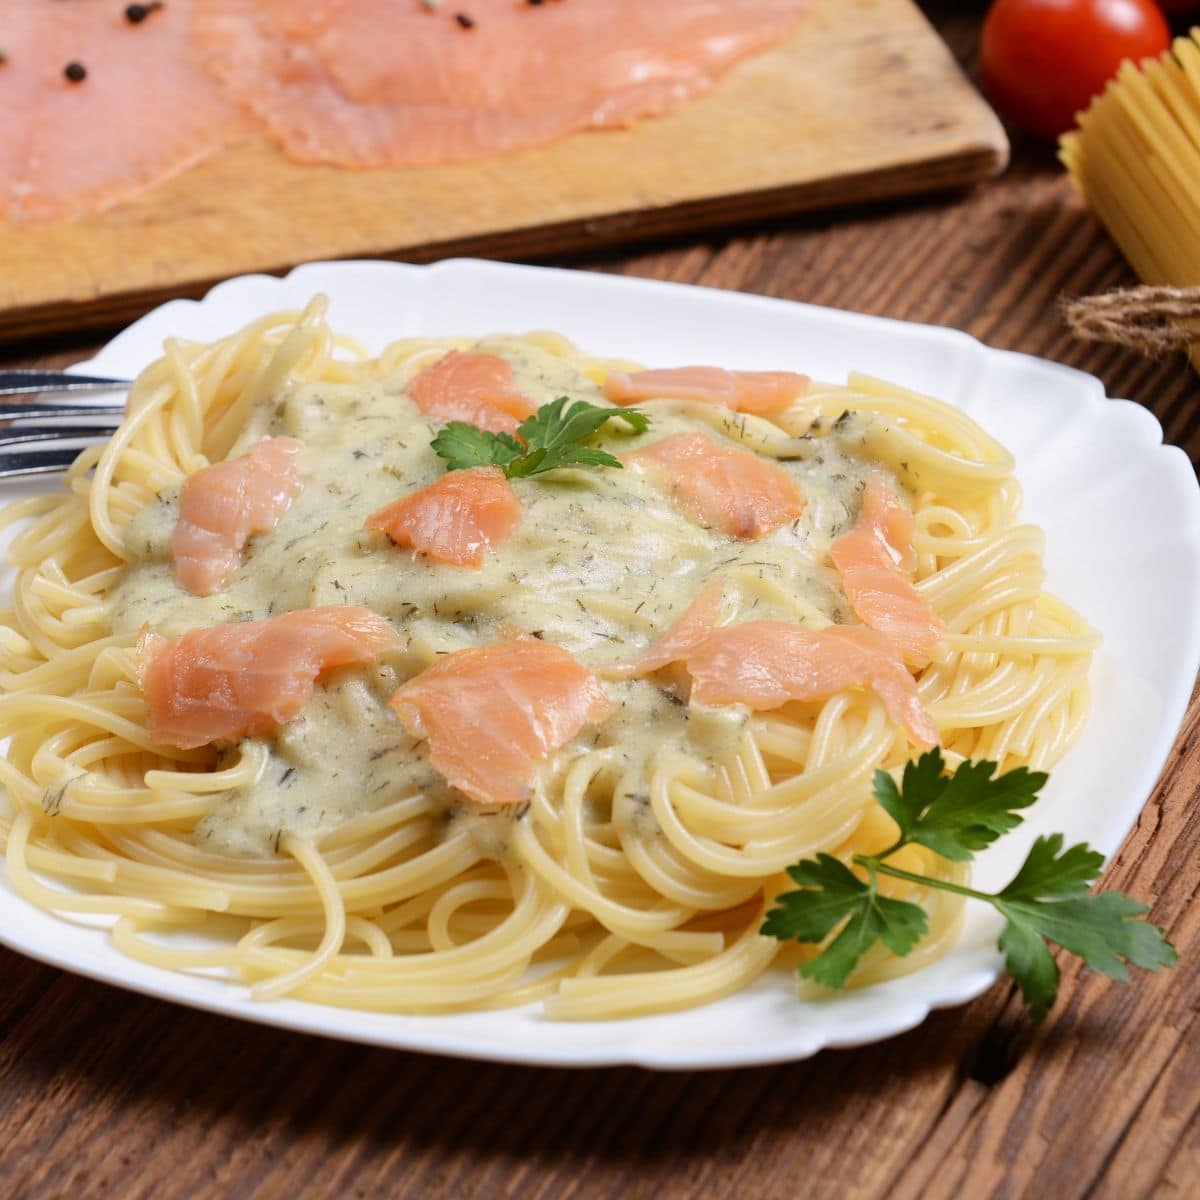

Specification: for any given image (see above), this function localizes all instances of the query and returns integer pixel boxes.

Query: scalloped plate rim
[2,256,1192,1070]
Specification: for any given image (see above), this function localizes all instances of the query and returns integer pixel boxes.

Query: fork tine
[0,371,131,398]
[0,424,122,450]
[0,370,129,424]
[0,402,127,423]
[0,440,100,479]
[0,369,129,478]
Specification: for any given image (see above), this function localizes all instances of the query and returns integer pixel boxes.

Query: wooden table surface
[2,6,1197,1198]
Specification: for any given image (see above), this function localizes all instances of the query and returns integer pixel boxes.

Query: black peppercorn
[125,2,164,24]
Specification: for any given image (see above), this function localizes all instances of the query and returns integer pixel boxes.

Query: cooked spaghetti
[0,301,1097,1018]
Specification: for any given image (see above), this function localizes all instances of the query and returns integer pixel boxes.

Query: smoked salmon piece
[191,0,811,167]
[603,577,729,680]
[3,0,248,226]
[601,581,937,746]
[407,352,535,434]
[366,467,521,569]
[829,478,944,665]
[389,641,615,807]
[606,367,810,415]
[626,433,804,539]
[171,437,304,596]
[687,622,939,748]
[139,606,398,750]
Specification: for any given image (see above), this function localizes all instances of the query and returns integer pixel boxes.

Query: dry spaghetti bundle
[1060,29,1200,367]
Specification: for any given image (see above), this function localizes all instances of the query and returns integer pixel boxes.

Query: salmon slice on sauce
[686,622,938,748]
[602,584,936,745]
[366,466,521,569]
[407,351,535,434]
[192,0,811,167]
[603,577,729,680]
[626,433,804,539]
[389,641,615,807]
[829,477,944,665]
[171,437,304,596]
[3,0,249,226]
[139,606,398,749]
[606,367,810,416]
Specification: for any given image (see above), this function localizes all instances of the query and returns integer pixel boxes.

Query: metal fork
[0,371,130,478]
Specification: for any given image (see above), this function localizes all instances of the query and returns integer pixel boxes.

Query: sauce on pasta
[0,300,1098,1018]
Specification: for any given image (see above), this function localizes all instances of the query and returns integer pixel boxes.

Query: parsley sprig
[431,397,650,479]
[762,749,1176,1020]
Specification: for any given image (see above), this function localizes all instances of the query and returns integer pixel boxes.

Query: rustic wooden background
[1,5,1197,1198]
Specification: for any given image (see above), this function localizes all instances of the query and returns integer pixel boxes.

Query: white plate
[2,259,1197,1069]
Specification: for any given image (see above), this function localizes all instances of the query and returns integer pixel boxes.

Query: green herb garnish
[762,749,1176,1020]
[431,397,649,479]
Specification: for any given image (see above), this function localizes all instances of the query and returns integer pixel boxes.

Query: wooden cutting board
[0,0,1006,345]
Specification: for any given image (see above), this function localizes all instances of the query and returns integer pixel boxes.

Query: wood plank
[1,8,1198,1199]
[1,167,1197,1200]
[0,0,1006,344]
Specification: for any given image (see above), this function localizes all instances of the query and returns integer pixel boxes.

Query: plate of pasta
[0,259,1196,1069]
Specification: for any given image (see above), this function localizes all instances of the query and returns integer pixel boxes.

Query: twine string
[1062,285,1200,356]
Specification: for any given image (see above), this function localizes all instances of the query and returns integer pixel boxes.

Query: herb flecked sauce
[112,338,897,857]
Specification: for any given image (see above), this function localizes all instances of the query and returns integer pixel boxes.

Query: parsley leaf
[999,831,1103,900]
[763,755,1177,1022]
[430,423,524,473]
[430,397,649,479]
[994,834,1178,1020]
[762,853,928,990]
[518,396,649,456]
[994,921,1059,1024]
[873,749,1046,862]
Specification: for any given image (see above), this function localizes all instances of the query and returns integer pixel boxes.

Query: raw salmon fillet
[0,7,41,224]
[171,437,304,596]
[366,466,521,568]
[407,351,535,434]
[687,622,939,747]
[191,0,811,167]
[606,367,810,416]
[2,0,248,226]
[389,640,615,807]
[603,577,729,680]
[829,478,944,665]
[139,606,398,749]
[626,433,804,539]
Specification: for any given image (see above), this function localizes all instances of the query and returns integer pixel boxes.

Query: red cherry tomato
[1156,2,1200,13]
[980,0,1171,140]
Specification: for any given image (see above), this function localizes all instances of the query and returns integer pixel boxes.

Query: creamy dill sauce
[112,337,896,857]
